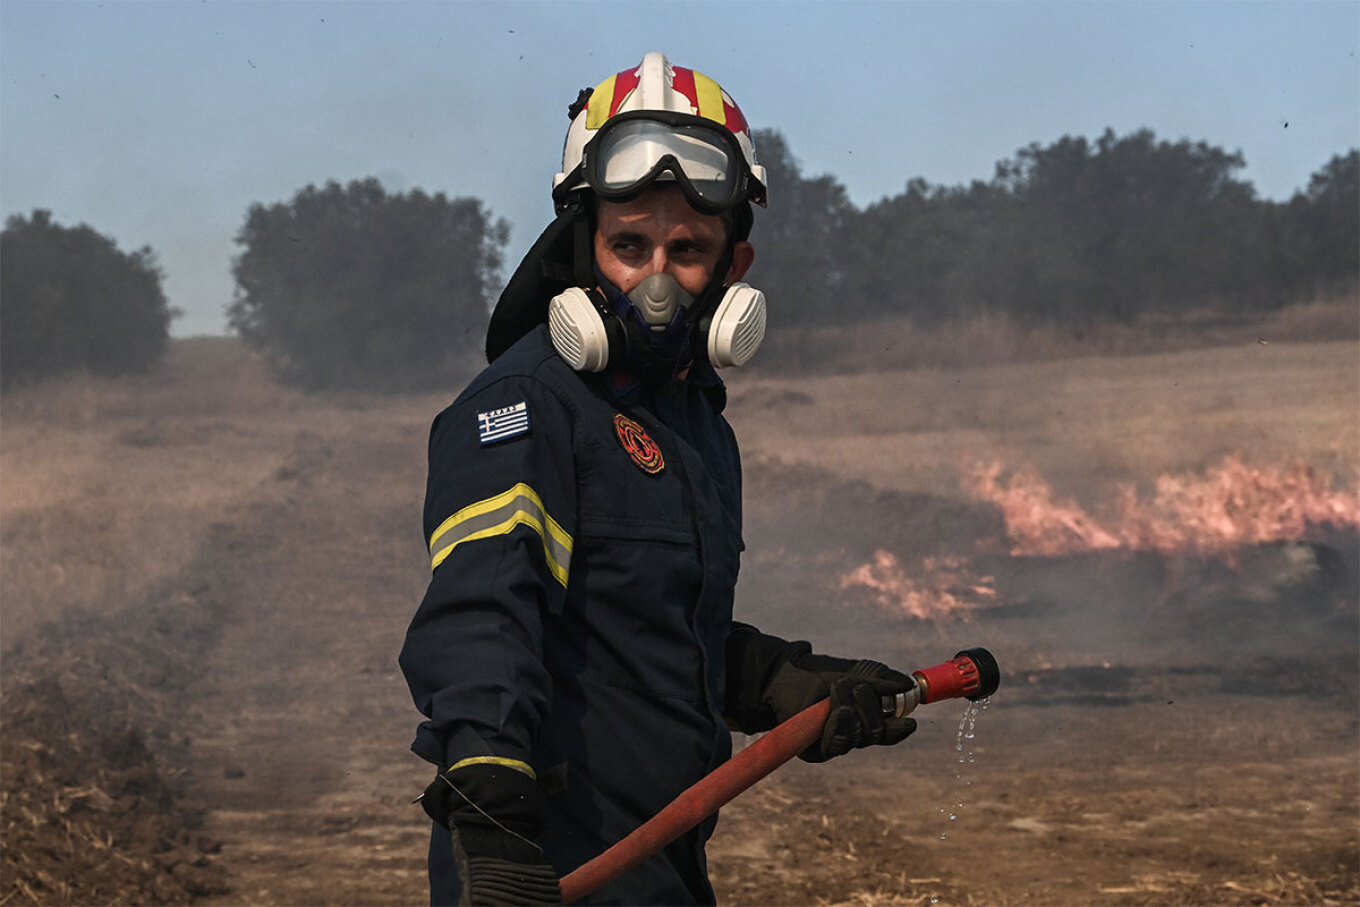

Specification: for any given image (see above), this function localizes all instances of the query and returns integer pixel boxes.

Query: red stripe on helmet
[609,66,641,118]
[671,66,698,113]
[722,96,748,137]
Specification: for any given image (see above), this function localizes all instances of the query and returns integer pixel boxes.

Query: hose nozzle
[917,647,1000,703]
[883,647,1000,717]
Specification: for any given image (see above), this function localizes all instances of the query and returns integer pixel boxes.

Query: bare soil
[2,336,1356,906]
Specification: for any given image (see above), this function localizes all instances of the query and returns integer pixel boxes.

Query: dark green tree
[853,177,1012,323]
[228,179,509,391]
[734,129,1350,336]
[744,130,859,325]
[986,129,1262,324]
[1282,150,1359,297]
[0,210,177,391]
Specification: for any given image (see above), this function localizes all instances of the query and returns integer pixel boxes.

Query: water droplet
[936,699,987,844]
[930,898,940,905]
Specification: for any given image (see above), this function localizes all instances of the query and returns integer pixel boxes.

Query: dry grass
[1,323,1356,905]
[2,341,297,642]
[0,338,449,644]
[1,338,444,905]
[757,294,1359,375]
[729,338,1359,507]
[2,673,230,905]
[6,329,1352,647]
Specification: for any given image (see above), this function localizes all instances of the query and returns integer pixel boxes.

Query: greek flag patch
[477,401,530,445]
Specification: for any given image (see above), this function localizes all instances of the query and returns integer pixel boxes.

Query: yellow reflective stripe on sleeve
[446,756,537,781]
[428,483,572,587]
[692,70,726,126]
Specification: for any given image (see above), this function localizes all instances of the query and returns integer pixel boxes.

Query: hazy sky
[3,1,1357,337]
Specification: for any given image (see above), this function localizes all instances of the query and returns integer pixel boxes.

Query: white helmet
[552,52,768,216]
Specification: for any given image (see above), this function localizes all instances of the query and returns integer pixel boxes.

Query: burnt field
[2,332,1357,905]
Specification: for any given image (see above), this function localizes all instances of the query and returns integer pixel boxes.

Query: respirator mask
[547,270,766,374]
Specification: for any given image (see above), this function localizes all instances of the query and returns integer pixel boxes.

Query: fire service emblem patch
[613,413,665,475]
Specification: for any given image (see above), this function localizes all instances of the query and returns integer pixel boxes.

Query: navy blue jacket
[400,325,748,905]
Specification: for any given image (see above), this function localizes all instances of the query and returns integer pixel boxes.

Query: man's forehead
[596,187,726,236]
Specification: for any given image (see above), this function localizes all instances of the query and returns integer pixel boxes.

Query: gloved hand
[765,653,918,762]
[421,760,561,906]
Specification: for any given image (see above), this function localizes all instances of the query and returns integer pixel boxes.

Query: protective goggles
[577,111,756,215]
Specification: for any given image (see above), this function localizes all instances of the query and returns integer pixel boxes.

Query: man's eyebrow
[668,235,714,250]
[603,228,648,244]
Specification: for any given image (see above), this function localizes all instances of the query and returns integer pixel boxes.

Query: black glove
[767,652,918,761]
[725,626,918,762]
[422,762,561,906]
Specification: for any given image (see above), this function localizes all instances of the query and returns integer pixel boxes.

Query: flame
[838,550,995,620]
[966,462,1122,554]
[837,454,1357,619]
[967,455,1360,558]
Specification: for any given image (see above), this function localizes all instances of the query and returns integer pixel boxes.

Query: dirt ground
[2,335,1357,906]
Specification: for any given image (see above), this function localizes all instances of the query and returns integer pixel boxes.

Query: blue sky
[3,1,1357,337]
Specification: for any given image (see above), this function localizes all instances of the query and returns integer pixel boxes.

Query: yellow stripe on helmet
[584,73,618,131]
[691,70,727,127]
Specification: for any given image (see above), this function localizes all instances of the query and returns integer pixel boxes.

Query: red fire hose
[559,648,1000,904]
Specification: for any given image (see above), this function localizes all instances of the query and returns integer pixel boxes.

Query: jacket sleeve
[399,374,577,770]
[723,621,812,734]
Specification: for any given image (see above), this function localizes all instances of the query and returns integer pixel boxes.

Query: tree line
[1,129,1355,391]
[748,129,1358,328]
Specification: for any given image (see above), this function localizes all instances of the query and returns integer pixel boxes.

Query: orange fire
[968,455,1360,558]
[838,454,1358,619]
[838,551,995,620]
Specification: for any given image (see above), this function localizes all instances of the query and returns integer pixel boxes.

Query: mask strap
[571,198,595,289]
[691,241,735,324]
[592,263,626,308]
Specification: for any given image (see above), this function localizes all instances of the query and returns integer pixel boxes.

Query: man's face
[593,184,754,299]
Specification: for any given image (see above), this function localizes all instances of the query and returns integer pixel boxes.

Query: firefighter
[399,52,918,906]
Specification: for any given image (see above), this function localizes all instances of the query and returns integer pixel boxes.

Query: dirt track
[2,337,1357,905]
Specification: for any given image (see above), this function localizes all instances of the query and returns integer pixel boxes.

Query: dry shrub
[755,294,1359,374]
[1,494,242,904]
[2,666,228,905]
[0,337,290,425]
[1255,294,1360,342]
